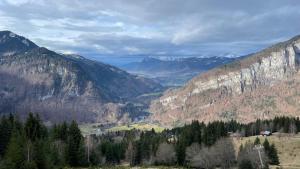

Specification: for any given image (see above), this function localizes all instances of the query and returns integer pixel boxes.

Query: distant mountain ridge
[150,35,300,126]
[121,56,240,86]
[0,31,162,124]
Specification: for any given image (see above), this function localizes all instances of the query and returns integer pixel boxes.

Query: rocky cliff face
[0,31,162,124]
[150,35,300,126]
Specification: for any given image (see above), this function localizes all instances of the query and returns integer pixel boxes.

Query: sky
[1,0,300,64]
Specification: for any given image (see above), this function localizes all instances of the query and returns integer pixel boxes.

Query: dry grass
[233,134,300,169]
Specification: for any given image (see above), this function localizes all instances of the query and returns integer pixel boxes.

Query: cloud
[0,0,300,61]
[4,0,37,6]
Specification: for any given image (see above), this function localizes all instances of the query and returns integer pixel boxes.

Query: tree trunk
[27,141,31,162]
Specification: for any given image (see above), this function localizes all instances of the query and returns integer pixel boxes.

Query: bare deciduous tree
[186,142,201,163]
[186,138,235,169]
[155,142,176,165]
[238,141,268,169]
[289,121,297,135]
[125,141,134,165]
[214,138,236,169]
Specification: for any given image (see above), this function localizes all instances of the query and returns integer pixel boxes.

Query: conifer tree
[0,116,13,157]
[175,140,186,165]
[66,120,84,166]
[254,137,260,145]
[4,130,25,169]
[24,113,43,163]
[263,139,270,152]
[268,144,280,165]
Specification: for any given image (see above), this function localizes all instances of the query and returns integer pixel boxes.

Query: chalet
[260,131,272,136]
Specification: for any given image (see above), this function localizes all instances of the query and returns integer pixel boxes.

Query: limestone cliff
[150,35,300,126]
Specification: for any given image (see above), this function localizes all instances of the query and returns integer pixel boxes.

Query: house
[260,131,272,136]
[167,134,178,144]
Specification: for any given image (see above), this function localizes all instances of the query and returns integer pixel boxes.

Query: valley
[1,1,300,169]
[0,31,163,125]
[1,32,300,169]
[121,56,239,87]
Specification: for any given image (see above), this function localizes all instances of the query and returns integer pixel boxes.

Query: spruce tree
[263,139,270,152]
[4,130,25,169]
[175,140,186,165]
[25,113,43,142]
[33,140,49,169]
[254,137,260,145]
[24,113,43,163]
[268,144,280,165]
[0,116,13,157]
[66,121,84,166]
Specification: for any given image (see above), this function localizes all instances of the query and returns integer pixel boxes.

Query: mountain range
[0,31,163,124]
[121,56,240,86]
[150,35,300,127]
[2,30,300,128]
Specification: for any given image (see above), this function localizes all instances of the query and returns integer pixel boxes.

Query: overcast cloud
[1,0,300,60]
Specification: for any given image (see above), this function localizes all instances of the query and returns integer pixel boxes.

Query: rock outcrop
[150,35,300,126]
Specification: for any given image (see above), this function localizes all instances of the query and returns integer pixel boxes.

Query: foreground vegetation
[1,114,300,169]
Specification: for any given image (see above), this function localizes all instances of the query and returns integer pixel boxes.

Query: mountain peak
[0,30,38,56]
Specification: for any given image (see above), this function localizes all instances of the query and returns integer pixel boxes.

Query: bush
[239,159,253,169]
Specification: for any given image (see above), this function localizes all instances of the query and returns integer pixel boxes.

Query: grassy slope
[233,134,300,169]
[79,124,300,169]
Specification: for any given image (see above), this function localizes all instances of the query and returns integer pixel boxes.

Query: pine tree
[24,113,43,163]
[268,144,280,165]
[4,130,25,169]
[25,113,43,142]
[263,139,270,152]
[66,120,85,166]
[0,116,13,157]
[33,140,49,169]
[254,137,260,145]
[175,140,186,165]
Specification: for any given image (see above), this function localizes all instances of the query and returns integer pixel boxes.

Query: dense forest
[0,113,297,169]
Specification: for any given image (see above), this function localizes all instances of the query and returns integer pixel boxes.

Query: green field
[79,122,165,135]
[107,123,165,132]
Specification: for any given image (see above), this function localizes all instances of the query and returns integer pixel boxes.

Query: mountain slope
[0,31,38,56]
[0,31,162,123]
[150,35,300,126]
[121,56,238,86]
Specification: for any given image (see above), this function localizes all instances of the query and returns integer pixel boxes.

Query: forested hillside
[1,114,298,169]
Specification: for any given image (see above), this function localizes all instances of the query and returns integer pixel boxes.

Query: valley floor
[79,122,165,136]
